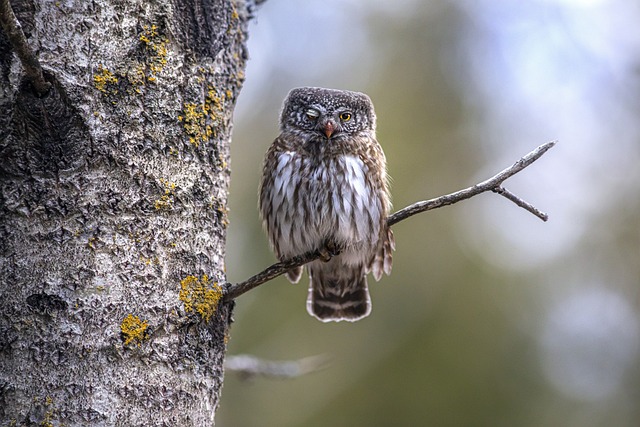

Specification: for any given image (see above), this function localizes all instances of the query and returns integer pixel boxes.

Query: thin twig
[225,354,331,380]
[224,141,556,301]
[0,0,51,95]
[492,186,548,221]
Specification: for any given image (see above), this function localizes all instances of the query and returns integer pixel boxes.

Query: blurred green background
[218,1,640,426]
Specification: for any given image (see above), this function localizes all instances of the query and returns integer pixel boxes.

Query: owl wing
[258,135,305,284]
[369,227,394,281]
[360,135,394,281]
[258,135,290,258]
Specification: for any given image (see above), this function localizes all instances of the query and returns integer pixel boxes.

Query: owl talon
[326,240,341,257]
[318,247,332,262]
[319,240,342,262]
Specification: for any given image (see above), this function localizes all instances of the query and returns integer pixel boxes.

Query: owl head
[279,87,377,140]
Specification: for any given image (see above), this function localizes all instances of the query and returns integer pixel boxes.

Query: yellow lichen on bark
[179,84,227,146]
[154,178,176,210]
[139,24,168,79]
[179,275,223,322]
[120,314,149,346]
[93,65,119,94]
[93,24,168,100]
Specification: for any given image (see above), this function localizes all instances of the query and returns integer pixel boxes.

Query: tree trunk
[0,0,249,424]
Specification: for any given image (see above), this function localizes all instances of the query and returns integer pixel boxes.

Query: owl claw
[319,240,342,262]
[318,247,332,262]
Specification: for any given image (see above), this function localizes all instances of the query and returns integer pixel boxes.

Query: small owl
[259,87,394,322]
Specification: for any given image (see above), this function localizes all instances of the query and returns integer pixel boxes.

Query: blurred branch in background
[224,141,556,301]
[225,354,331,381]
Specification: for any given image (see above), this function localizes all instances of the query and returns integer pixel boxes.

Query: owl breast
[265,150,382,265]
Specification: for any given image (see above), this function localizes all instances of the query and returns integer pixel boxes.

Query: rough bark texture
[0,0,250,424]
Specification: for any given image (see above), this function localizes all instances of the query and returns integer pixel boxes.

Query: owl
[259,87,394,322]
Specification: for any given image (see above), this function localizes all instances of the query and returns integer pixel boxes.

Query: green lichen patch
[179,274,223,322]
[120,314,149,347]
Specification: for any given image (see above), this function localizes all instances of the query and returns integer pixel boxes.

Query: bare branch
[0,0,51,95]
[225,354,331,380]
[387,141,555,226]
[224,141,556,301]
[224,249,323,301]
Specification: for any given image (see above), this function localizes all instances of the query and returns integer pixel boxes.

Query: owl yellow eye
[306,109,320,120]
[339,112,352,122]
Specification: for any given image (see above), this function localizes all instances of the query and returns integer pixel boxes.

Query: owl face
[279,87,376,142]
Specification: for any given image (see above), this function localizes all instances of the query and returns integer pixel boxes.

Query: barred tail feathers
[306,263,371,322]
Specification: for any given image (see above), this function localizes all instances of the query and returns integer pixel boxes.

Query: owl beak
[323,121,335,139]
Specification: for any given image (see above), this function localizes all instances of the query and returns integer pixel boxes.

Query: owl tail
[306,263,371,322]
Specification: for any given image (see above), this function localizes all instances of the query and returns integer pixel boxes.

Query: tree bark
[0,0,249,424]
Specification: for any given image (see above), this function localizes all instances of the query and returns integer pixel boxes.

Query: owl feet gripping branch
[259,87,395,322]
[318,239,342,262]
